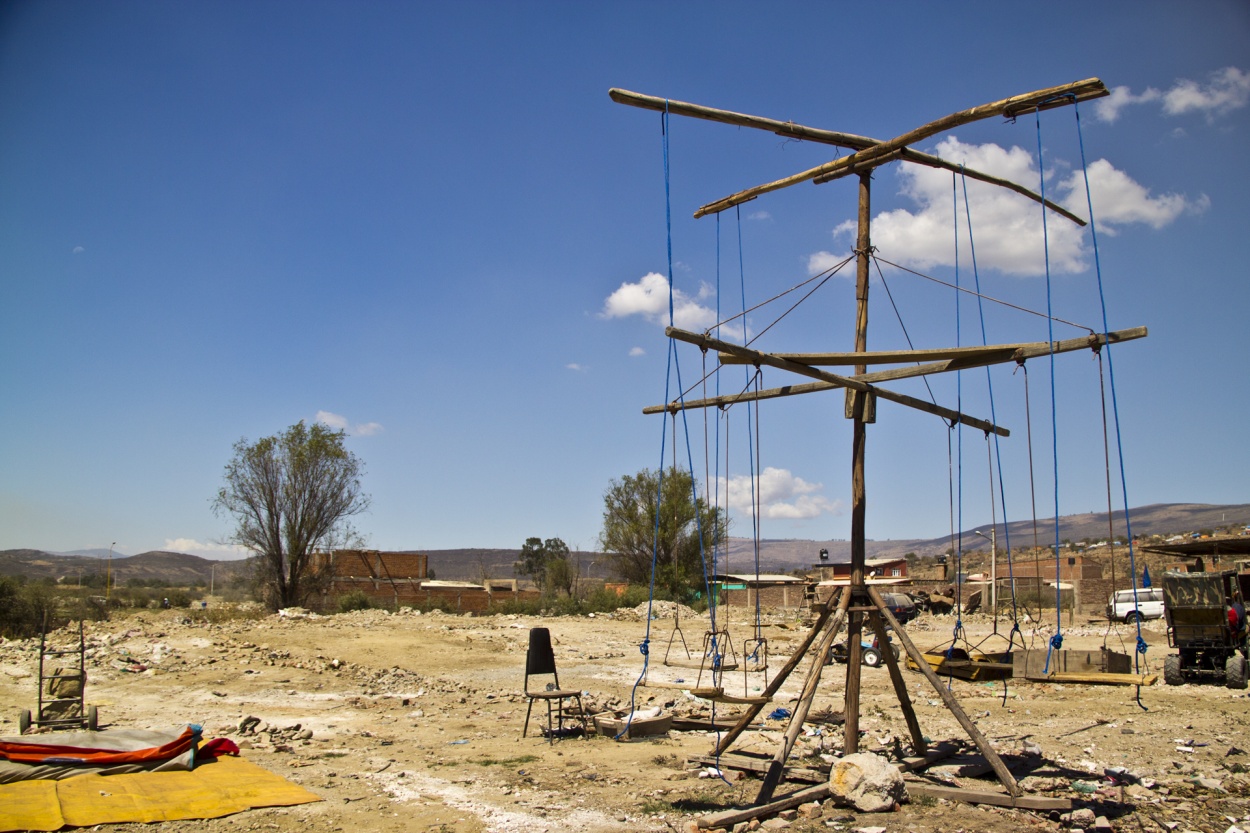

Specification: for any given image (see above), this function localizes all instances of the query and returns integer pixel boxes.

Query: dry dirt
[2,603,1249,833]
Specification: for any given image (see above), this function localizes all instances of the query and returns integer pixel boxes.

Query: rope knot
[639,639,650,657]
[1136,636,1149,655]
[1049,634,1064,651]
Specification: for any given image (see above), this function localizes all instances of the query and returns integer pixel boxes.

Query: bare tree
[213,421,369,610]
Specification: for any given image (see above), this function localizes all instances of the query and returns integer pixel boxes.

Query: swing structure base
[1013,647,1156,685]
[907,647,1015,681]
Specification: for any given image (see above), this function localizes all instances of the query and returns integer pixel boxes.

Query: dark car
[880,592,917,624]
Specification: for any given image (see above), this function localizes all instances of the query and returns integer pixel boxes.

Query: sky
[2,1,1248,560]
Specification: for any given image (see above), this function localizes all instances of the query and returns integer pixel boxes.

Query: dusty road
[2,603,1248,833]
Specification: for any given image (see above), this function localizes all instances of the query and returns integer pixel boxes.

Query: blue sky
[2,1,1247,560]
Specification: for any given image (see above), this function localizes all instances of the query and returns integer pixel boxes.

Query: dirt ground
[2,602,1249,833]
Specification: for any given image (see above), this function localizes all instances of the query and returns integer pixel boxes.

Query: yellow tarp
[0,754,321,832]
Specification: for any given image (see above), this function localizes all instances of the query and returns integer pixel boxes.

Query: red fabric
[0,725,199,765]
[198,737,239,758]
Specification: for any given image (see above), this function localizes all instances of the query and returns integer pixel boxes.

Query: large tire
[87,705,98,731]
[1124,611,1143,624]
[18,709,31,735]
[1225,654,1248,690]
[1163,654,1184,686]
[862,648,882,668]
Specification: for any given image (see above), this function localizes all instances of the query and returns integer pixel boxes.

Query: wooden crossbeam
[608,88,1087,226]
[694,78,1108,217]
[718,327,1146,368]
[647,326,1146,416]
[656,326,1009,436]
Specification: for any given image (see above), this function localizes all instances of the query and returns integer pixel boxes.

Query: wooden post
[844,170,872,755]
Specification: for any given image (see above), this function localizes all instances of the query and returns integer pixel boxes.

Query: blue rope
[624,104,675,736]
[736,206,764,644]
[1035,109,1064,675]
[960,170,1020,630]
[1072,101,1148,699]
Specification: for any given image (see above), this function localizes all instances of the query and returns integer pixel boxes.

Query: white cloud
[600,272,718,331]
[747,210,772,221]
[830,137,1200,276]
[1094,67,1249,123]
[315,410,384,437]
[566,362,586,372]
[163,538,251,560]
[72,245,85,254]
[629,346,646,357]
[807,250,850,275]
[719,466,843,520]
[1162,66,1250,119]
[1060,159,1200,232]
[1093,85,1162,123]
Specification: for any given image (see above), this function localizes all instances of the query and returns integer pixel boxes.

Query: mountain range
[2,502,1246,585]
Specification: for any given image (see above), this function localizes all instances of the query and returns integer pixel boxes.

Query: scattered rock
[829,752,906,813]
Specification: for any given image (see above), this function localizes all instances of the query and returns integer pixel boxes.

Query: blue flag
[1142,565,1152,588]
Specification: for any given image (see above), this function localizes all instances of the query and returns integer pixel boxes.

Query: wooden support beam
[661,326,1009,436]
[866,585,1021,797]
[755,594,849,804]
[866,611,926,755]
[694,78,1108,217]
[712,590,850,756]
[609,89,1088,226]
[649,326,1147,415]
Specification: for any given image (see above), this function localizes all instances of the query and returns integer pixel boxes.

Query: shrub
[337,590,374,613]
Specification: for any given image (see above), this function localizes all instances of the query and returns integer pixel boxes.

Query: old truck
[1161,570,1248,689]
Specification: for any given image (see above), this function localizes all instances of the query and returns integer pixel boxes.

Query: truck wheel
[862,648,882,668]
[1226,654,1248,690]
[1163,654,1183,686]
[19,709,30,735]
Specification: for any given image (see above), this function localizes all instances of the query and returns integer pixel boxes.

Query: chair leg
[523,697,534,738]
[545,699,555,745]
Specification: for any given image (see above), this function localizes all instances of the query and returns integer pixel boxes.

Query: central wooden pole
[844,171,872,754]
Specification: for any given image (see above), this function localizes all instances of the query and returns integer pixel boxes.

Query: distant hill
[5,503,1246,585]
[0,550,252,586]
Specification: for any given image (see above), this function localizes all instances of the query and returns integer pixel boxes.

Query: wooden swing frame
[614,76,1149,816]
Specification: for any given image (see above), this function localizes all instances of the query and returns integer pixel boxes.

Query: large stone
[828,752,907,813]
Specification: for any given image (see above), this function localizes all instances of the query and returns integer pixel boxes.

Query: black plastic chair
[522,627,588,742]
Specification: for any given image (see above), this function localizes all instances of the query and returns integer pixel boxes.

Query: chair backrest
[526,627,559,681]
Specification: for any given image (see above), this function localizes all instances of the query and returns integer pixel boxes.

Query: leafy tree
[599,466,726,598]
[213,421,369,611]
[516,537,574,596]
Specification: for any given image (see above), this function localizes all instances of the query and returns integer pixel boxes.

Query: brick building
[308,549,536,613]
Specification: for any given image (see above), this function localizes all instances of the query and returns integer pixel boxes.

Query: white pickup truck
[1107,587,1166,623]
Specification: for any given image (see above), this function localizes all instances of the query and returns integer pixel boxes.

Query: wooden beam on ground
[694,78,1108,217]
[661,326,1008,436]
[696,783,830,830]
[904,783,1072,811]
[689,753,827,784]
[693,743,962,829]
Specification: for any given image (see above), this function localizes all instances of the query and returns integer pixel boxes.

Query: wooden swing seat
[663,657,738,671]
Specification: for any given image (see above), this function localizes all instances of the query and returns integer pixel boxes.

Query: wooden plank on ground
[904,783,1072,811]
[696,784,830,829]
[689,754,826,784]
